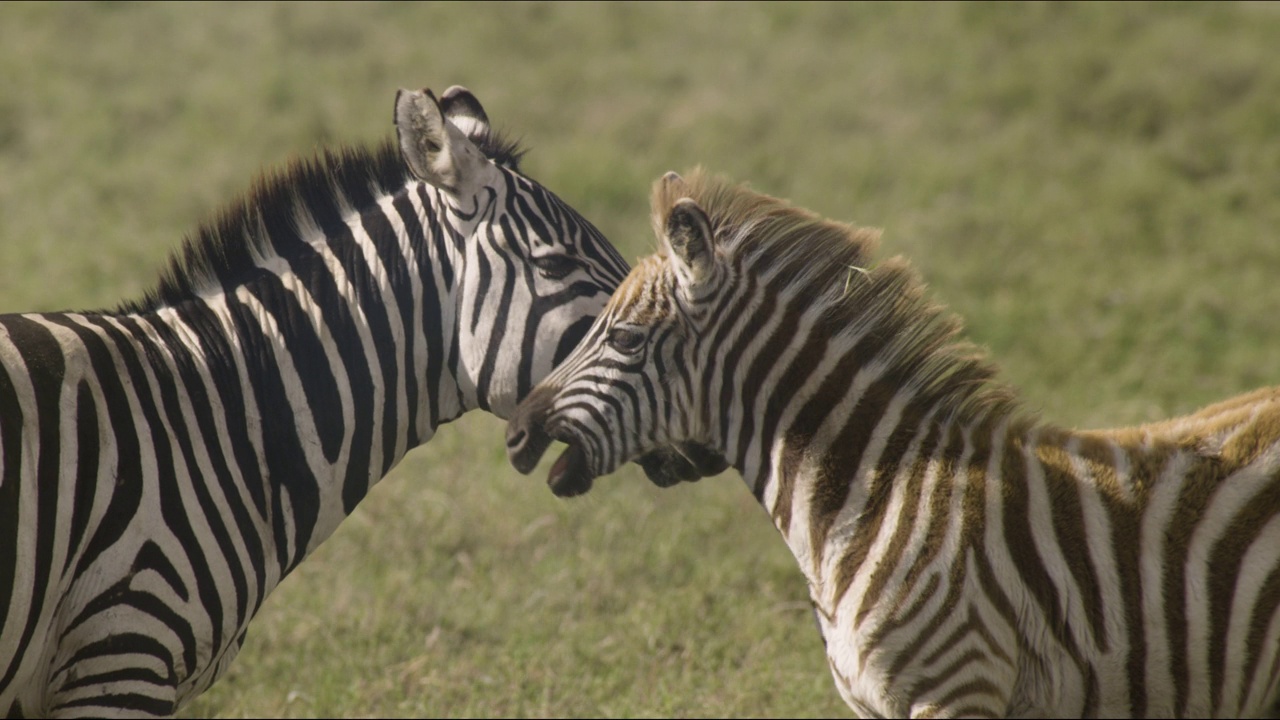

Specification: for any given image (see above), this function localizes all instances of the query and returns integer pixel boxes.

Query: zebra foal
[0,86,629,716]
[507,168,1280,718]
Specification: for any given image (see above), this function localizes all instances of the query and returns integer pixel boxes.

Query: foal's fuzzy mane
[652,167,1025,425]
[118,129,525,315]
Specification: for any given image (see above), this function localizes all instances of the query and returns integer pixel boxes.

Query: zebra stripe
[506,167,1280,718]
[0,86,629,716]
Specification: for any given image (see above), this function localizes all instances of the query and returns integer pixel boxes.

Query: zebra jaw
[505,412,597,497]
[505,396,724,495]
[547,444,594,497]
[545,443,715,497]
[636,444,722,487]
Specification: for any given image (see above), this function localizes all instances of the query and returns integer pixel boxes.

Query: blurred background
[2,2,1278,716]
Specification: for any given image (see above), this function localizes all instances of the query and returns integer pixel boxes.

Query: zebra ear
[665,197,714,283]
[437,85,491,144]
[395,87,479,194]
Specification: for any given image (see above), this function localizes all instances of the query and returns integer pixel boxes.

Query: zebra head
[507,170,729,496]
[395,87,630,418]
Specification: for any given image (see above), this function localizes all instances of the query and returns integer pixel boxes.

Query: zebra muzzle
[546,443,594,498]
[506,396,595,496]
[505,416,552,475]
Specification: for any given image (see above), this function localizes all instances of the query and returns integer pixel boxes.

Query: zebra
[0,85,631,716]
[506,167,1280,718]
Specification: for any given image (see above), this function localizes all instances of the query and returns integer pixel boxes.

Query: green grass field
[3,2,1280,716]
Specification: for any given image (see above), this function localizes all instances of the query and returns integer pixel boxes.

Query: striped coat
[1,86,629,716]
[506,168,1280,718]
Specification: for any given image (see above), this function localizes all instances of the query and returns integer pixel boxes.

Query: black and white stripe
[507,168,1280,718]
[0,86,629,716]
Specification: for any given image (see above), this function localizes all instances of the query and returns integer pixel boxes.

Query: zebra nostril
[505,411,554,474]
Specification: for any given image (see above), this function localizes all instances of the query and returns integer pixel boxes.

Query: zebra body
[0,86,629,716]
[506,168,1280,718]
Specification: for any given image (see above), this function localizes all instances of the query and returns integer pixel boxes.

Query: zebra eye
[532,254,576,280]
[607,327,646,354]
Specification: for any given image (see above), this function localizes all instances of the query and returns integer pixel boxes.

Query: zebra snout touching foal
[507,167,1280,718]
[0,85,630,716]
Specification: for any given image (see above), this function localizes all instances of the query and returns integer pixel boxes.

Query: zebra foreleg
[46,634,182,718]
[47,671,179,718]
[904,673,1013,719]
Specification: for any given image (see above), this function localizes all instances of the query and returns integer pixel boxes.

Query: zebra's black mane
[117,129,526,314]
[654,168,1027,426]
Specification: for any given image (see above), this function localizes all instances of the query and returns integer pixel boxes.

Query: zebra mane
[654,168,1026,425]
[118,129,526,314]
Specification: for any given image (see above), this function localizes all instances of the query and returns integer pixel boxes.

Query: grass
[2,2,1280,716]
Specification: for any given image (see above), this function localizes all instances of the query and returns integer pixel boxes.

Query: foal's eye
[607,327,646,354]
[532,254,576,280]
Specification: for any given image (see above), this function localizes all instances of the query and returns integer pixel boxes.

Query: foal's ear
[665,197,715,284]
[395,87,487,195]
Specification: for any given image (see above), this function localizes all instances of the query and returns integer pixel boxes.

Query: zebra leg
[46,645,180,718]
[46,652,179,718]
[44,602,183,718]
[904,670,1013,719]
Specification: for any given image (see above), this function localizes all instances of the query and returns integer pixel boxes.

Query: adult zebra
[0,86,630,716]
[507,168,1280,718]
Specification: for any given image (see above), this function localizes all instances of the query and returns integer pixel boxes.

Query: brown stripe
[999,430,1089,672]
[1259,625,1280,711]
[1078,436,1147,716]
[705,263,762,441]
[895,425,966,596]
[971,544,1022,662]
[1036,438,1109,651]
[1083,667,1099,718]
[763,330,831,532]
[961,415,994,551]
[807,372,901,566]
[1206,472,1280,712]
[909,646,988,696]
[1160,447,1222,716]
[919,605,1014,669]
[734,285,802,473]
[889,540,972,677]
[919,613,978,670]
[845,414,942,625]
[864,571,940,661]
[958,417,1024,682]
[1239,562,1280,711]
[922,675,1007,718]
[773,317,893,537]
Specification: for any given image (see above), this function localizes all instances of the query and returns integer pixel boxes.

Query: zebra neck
[706,257,1030,586]
[731,361,1026,589]
[125,185,471,572]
